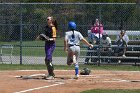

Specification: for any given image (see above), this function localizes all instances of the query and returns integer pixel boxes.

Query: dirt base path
[0,70,140,93]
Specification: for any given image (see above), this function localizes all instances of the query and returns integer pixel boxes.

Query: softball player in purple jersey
[64,22,93,79]
[37,16,57,80]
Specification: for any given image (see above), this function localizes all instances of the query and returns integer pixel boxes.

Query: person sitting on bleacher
[114,30,129,57]
[100,32,112,51]
[97,32,112,63]
[91,18,104,44]
[84,19,104,64]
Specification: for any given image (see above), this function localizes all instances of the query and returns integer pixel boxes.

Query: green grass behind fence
[0,36,140,57]
[0,38,82,57]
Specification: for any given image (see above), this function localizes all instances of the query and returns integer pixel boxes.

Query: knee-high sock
[45,59,55,76]
[75,63,79,75]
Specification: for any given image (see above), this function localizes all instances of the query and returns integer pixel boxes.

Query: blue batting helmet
[68,21,76,30]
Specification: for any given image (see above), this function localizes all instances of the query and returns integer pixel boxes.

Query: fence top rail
[82,44,140,48]
[88,30,140,35]
[0,3,136,5]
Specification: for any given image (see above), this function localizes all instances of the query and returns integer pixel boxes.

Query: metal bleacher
[80,30,140,65]
[0,44,14,64]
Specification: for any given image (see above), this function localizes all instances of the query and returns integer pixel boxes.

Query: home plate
[15,74,46,79]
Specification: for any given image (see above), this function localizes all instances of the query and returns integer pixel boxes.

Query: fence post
[19,1,23,65]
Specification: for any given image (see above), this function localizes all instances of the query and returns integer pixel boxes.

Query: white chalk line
[102,79,130,83]
[13,82,64,93]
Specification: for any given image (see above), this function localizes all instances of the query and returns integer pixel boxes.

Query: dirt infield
[0,70,140,93]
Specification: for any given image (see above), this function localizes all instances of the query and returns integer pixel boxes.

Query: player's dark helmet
[80,68,91,75]
[68,21,76,30]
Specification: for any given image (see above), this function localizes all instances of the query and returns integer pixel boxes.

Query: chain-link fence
[0,3,140,65]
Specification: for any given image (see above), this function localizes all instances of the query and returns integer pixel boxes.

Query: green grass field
[81,89,140,93]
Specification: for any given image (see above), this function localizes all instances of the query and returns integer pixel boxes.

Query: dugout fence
[0,3,140,65]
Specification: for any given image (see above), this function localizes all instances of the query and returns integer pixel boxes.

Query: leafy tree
[23,0,51,2]
[23,0,84,3]
[86,0,135,3]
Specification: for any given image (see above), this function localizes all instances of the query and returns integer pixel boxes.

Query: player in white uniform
[64,21,93,79]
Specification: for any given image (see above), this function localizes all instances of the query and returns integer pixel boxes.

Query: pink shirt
[91,23,103,34]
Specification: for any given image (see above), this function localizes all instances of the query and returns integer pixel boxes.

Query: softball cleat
[45,75,54,80]
[74,74,79,79]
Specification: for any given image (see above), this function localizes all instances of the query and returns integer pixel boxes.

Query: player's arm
[64,39,68,52]
[79,32,93,48]
[35,35,40,40]
[81,38,93,49]
[35,34,49,41]
[64,32,68,52]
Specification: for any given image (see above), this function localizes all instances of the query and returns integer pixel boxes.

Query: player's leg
[45,59,55,76]
[74,46,80,79]
[67,46,76,65]
[67,46,79,79]
[74,62,79,79]
[45,43,55,79]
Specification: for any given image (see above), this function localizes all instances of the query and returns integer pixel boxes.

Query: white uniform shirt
[65,30,84,45]
[101,37,111,47]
